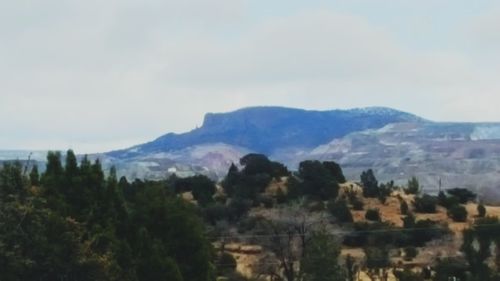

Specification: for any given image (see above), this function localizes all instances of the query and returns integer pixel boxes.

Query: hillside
[217,179,500,281]
[100,106,500,199]
[5,106,500,198]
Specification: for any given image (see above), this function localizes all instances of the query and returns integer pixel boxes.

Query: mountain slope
[109,106,425,158]
[305,122,500,200]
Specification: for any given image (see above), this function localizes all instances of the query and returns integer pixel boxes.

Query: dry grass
[218,186,500,280]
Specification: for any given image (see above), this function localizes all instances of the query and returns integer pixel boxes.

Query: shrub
[400,200,409,215]
[477,204,486,218]
[405,177,420,195]
[258,195,274,208]
[404,247,418,261]
[228,198,252,220]
[378,181,394,204]
[365,209,381,222]
[347,189,364,210]
[447,204,468,222]
[298,160,341,200]
[217,252,237,275]
[438,192,460,209]
[204,203,231,224]
[307,200,325,212]
[328,199,353,223]
[364,247,390,269]
[446,188,477,204]
[352,198,364,211]
[414,195,438,213]
[412,219,449,246]
[394,269,424,281]
[275,188,287,205]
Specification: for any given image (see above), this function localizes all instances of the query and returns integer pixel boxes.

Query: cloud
[0,1,499,152]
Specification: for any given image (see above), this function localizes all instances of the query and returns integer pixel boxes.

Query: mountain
[306,122,500,197]
[103,106,425,179]
[109,106,424,158]
[5,106,500,200]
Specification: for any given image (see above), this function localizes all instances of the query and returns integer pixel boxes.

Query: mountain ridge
[109,106,425,158]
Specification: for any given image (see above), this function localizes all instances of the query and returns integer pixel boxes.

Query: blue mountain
[108,106,425,158]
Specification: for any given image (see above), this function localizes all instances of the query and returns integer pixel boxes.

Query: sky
[2,0,500,153]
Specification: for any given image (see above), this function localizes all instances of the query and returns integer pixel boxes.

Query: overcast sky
[2,0,500,153]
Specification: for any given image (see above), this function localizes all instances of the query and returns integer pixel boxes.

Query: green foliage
[0,161,28,201]
[447,204,468,222]
[216,253,237,276]
[351,197,364,211]
[404,176,420,195]
[477,203,486,218]
[322,161,347,184]
[204,203,231,224]
[275,188,286,205]
[403,246,418,261]
[222,154,287,206]
[393,269,424,281]
[360,169,379,198]
[460,216,500,281]
[343,222,395,247]
[29,165,40,186]
[297,160,341,200]
[344,215,448,248]
[0,151,216,281]
[365,208,381,222]
[378,181,394,203]
[345,255,358,281]
[221,164,239,197]
[240,154,289,178]
[176,175,216,206]
[364,247,390,269]
[433,257,468,281]
[227,198,252,220]
[259,194,275,208]
[437,191,460,209]
[400,200,409,215]
[446,188,477,204]
[413,194,438,213]
[327,199,353,223]
[301,230,345,281]
[306,200,325,212]
[347,190,364,210]
[285,176,302,201]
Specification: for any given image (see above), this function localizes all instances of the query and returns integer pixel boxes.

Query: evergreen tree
[405,176,420,195]
[29,165,40,186]
[301,230,345,281]
[477,203,486,218]
[360,169,378,198]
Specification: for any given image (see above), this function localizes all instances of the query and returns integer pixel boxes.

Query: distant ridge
[109,106,424,158]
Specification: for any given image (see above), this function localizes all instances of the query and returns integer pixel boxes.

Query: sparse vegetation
[365,208,381,222]
[404,246,418,261]
[361,169,379,198]
[1,151,498,281]
[447,204,468,222]
[478,203,487,217]
[400,200,409,215]
[328,199,353,223]
[414,194,438,213]
[446,188,477,204]
[405,176,421,195]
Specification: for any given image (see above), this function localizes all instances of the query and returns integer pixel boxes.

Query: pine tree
[29,165,40,186]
